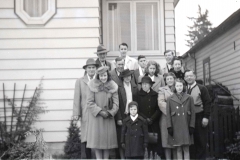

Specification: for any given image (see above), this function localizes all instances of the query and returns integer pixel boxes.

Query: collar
[189,81,197,89]
[124,81,131,87]
[148,75,155,81]
[130,114,138,121]
[139,66,144,76]
[116,70,121,76]
[87,74,95,81]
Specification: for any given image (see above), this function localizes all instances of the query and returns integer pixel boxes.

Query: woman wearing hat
[86,66,119,159]
[137,76,162,158]
[116,69,138,159]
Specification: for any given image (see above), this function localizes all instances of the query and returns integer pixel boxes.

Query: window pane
[24,0,48,17]
[108,3,131,51]
[136,2,159,50]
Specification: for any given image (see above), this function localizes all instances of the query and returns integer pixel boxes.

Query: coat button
[178,113,180,116]
[176,106,179,109]
[183,113,184,115]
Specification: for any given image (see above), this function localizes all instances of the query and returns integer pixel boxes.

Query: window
[203,57,211,85]
[15,0,56,25]
[102,0,164,54]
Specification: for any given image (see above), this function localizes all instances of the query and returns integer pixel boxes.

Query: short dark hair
[120,74,133,81]
[115,57,124,63]
[173,78,186,93]
[172,56,183,65]
[119,43,128,49]
[128,101,138,110]
[164,50,175,56]
[184,69,195,77]
[165,72,176,79]
[138,55,146,61]
[96,70,112,82]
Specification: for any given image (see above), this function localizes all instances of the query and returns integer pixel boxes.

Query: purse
[148,126,158,144]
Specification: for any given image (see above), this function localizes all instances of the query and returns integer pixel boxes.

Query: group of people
[73,43,211,160]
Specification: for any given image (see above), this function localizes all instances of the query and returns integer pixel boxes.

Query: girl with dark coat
[137,76,163,158]
[121,101,148,159]
[167,79,195,159]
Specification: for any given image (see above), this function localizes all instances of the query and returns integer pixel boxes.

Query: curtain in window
[24,0,48,17]
[108,3,131,51]
[136,2,159,50]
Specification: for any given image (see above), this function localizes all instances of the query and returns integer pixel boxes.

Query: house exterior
[0,0,179,153]
[182,8,240,109]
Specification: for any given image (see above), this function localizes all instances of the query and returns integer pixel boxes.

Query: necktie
[187,86,191,94]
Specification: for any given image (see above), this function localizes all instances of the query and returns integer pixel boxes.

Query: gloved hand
[121,143,125,149]
[189,127,194,135]
[99,111,108,118]
[167,127,173,137]
[146,118,153,125]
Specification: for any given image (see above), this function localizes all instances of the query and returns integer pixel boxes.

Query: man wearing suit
[111,43,139,71]
[73,58,99,159]
[133,55,147,85]
[162,50,175,74]
[95,44,111,70]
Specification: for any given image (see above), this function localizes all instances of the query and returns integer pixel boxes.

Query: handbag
[148,126,158,144]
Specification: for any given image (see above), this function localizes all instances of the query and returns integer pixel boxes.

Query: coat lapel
[170,94,182,104]
[180,93,189,104]
[110,69,123,87]
[152,76,160,89]
[82,75,89,84]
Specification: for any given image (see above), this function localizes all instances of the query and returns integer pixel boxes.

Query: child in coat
[121,101,148,159]
[166,79,195,160]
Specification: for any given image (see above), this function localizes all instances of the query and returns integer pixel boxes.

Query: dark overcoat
[166,93,195,146]
[121,116,148,157]
[137,88,161,133]
[95,58,112,70]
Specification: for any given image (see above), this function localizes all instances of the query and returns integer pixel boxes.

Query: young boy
[121,101,148,159]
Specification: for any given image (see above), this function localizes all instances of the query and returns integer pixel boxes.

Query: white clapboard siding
[0,69,85,80]
[0,0,101,145]
[0,79,78,90]
[0,8,99,19]
[0,18,99,29]
[165,11,174,18]
[0,59,93,69]
[0,0,14,8]
[166,27,175,34]
[0,38,99,49]
[0,28,99,39]
[165,19,174,26]
[165,3,174,10]
[0,49,98,59]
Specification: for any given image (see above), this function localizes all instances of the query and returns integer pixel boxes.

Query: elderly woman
[158,72,177,159]
[86,66,119,159]
[138,60,165,92]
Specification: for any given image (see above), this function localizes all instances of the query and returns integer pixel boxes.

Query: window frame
[102,0,165,56]
[203,57,211,85]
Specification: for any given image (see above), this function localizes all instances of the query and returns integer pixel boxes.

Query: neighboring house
[182,8,240,108]
[0,0,179,153]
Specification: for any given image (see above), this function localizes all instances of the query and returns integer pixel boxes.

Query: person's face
[123,75,132,83]
[175,81,183,93]
[86,65,96,77]
[97,52,107,62]
[166,76,175,87]
[165,51,174,64]
[138,58,146,68]
[184,71,196,85]
[173,60,182,72]
[116,60,125,72]
[148,65,156,76]
[119,45,128,58]
[142,82,151,92]
[99,72,108,83]
[129,105,138,117]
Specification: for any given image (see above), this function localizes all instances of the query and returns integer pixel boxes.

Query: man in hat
[73,58,99,159]
[111,43,139,71]
[116,69,138,159]
[137,76,163,158]
[95,44,111,70]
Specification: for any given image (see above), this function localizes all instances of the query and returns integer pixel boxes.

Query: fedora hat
[119,69,134,78]
[138,76,155,85]
[83,58,99,69]
[94,45,109,54]
[96,66,109,75]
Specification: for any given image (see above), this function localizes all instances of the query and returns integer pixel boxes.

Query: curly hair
[173,78,186,93]
[145,60,162,76]
[96,70,112,82]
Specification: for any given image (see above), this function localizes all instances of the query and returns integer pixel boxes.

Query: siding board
[57,0,99,8]
[0,0,14,8]
[165,11,174,18]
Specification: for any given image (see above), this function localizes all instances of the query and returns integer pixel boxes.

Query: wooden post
[10,83,16,137]
[3,83,7,131]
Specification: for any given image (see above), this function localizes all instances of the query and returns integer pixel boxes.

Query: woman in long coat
[158,72,177,159]
[137,76,163,158]
[138,60,165,92]
[87,66,119,159]
[167,79,195,159]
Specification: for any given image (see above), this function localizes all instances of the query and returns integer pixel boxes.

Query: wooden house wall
[0,0,100,143]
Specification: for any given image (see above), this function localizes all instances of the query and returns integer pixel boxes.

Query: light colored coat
[72,75,89,142]
[167,93,195,146]
[86,79,119,149]
[158,86,174,148]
